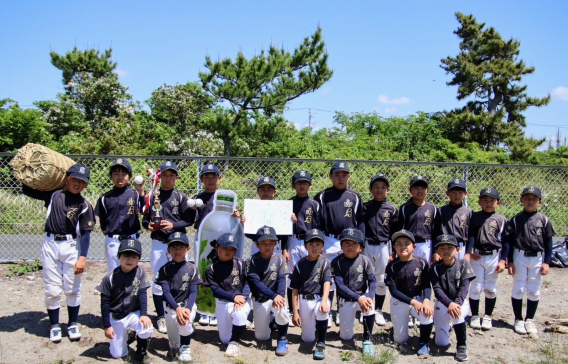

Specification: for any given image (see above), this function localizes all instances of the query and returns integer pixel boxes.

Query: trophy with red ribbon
[151,190,163,229]
[143,167,162,230]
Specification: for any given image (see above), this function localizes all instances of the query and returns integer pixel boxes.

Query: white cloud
[321,87,331,95]
[385,107,397,113]
[376,94,410,105]
[116,68,128,78]
[552,86,568,101]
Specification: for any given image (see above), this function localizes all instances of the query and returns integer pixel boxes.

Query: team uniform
[430,258,475,349]
[97,259,153,359]
[440,203,472,261]
[247,251,289,341]
[397,200,441,264]
[331,252,377,341]
[22,163,95,342]
[288,195,320,277]
[385,257,434,344]
[289,255,332,343]
[203,255,251,345]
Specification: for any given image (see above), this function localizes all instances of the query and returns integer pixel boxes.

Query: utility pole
[308,108,312,129]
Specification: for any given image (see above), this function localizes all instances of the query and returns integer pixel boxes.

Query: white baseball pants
[413,241,432,265]
[42,235,82,309]
[338,298,375,340]
[390,297,433,344]
[108,311,153,358]
[252,299,291,340]
[433,299,469,347]
[215,298,251,344]
[150,240,171,295]
[299,296,331,343]
[163,303,197,349]
[512,248,543,301]
[363,243,390,296]
[469,250,500,300]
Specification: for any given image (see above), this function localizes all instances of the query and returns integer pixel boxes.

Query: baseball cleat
[362,340,374,356]
[178,345,192,362]
[275,339,288,356]
[313,342,326,360]
[470,315,481,329]
[514,319,527,334]
[67,324,82,341]
[198,314,209,326]
[456,345,468,361]
[49,326,62,343]
[157,317,167,334]
[225,341,239,357]
[525,319,538,334]
[327,316,332,328]
[209,316,218,326]
[417,342,430,357]
[481,316,492,331]
[375,311,386,326]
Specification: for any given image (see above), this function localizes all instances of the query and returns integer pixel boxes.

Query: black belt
[46,233,77,241]
[302,294,317,300]
[112,312,128,320]
[477,249,497,256]
[368,240,388,246]
[523,250,540,257]
[255,297,271,303]
[340,297,357,302]
[295,234,305,240]
[108,233,140,240]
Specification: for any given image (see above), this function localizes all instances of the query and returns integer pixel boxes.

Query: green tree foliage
[439,12,550,161]
[0,99,51,152]
[50,46,116,86]
[199,26,333,157]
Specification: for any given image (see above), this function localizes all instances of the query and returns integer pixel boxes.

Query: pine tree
[439,12,550,161]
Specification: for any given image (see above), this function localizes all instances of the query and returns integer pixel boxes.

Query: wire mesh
[1,153,566,261]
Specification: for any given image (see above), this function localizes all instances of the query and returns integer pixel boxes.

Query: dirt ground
[1,261,568,364]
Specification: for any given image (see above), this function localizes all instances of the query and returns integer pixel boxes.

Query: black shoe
[131,351,152,364]
[456,345,468,362]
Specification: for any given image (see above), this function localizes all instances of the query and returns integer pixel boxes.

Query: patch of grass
[233,358,245,364]
[359,346,398,364]
[341,350,355,361]
[542,280,552,288]
[5,259,42,277]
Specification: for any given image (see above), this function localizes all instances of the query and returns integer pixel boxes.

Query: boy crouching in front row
[97,238,153,364]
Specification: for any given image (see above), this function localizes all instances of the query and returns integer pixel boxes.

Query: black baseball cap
[118,238,142,256]
[292,170,312,184]
[67,163,90,183]
[479,187,500,200]
[410,175,428,188]
[340,228,365,246]
[168,232,190,246]
[160,161,179,175]
[391,229,415,243]
[447,178,466,191]
[255,225,278,242]
[304,229,325,244]
[370,174,390,188]
[435,234,459,248]
[330,161,350,174]
[521,186,542,199]
[216,233,239,250]
[200,163,220,176]
[109,158,133,176]
[257,176,276,189]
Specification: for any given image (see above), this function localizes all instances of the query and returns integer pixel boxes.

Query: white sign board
[243,199,293,235]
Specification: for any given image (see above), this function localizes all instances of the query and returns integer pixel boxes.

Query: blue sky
[2,1,567,148]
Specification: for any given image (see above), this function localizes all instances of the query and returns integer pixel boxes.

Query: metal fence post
[463,163,469,208]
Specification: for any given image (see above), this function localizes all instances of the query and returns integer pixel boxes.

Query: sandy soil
[1,261,567,364]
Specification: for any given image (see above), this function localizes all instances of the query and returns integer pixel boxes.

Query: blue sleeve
[139,287,149,316]
[455,278,471,306]
[187,284,198,310]
[500,241,510,261]
[422,287,432,301]
[22,184,55,207]
[544,236,553,264]
[466,236,475,255]
[279,235,288,251]
[276,272,286,297]
[356,197,366,234]
[79,230,90,258]
[101,294,111,329]
[161,282,179,310]
[210,283,236,302]
[430,270,452,307]
[248,272,278,300]
[387,283,412,305]
[365,273,377,299]
[334,274,360,301]
[242,280,251,298]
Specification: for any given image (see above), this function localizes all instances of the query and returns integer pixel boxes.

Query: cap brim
[434,241,458,248]
[257,236,277,242]
[305,237,325,243]
[68,173,89,183]
[293,178,311,183]
[371,177,390,186]
[257,183,276,188]
[447,185,466,191]
[331,168,350,173]
[521,192,541,198]
[110,163,132,171]
[118,248,141,255]
[168,240,189,246]
[479,193,499,199]
[392,232,415,243]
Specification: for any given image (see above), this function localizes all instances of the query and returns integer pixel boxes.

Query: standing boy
[142,161,194,334]
[364,173,398,326]
[440,179,472,261]
[431,234,475,362]
[385,230,434,357]
[97,238,153,363]
[466,187,508,331]
[96,158,145,273]
[290,229,331,360]
[22,163,96,343]
[314,161,365,326]
[155,232,202,362]
[506,186,555,335]
[331,228,377,356]
[203,233,251,357]
[247,226,290,356]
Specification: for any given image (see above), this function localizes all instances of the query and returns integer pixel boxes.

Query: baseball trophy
[152,191,163,229]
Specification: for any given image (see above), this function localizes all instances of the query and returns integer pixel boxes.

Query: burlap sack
[10,143,75,191]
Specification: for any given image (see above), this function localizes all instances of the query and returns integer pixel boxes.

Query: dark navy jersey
[397,200,442,243]
[246,253,287,300]
[191,191,215,229]
[430,259,475,307]
[44,190,96,235]
[203,257,249,298]
[506,211,555,253]
[385,257,431,300]
[95,187,143,236]
[440,204,472,243]
[289,256,332,296]
[97,266,151,328]
[364,199,398,244]
[314,187,365,236]
[291,195,320,235]
[467,211,508,252]
[331,254,376,300]
[142,188,193,242]
[155,260,202,304]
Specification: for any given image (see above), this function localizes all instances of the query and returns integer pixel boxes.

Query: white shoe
[67,324,82,341]
[335,312,340,326]
[525,319,538,334]
[327,316,333,328]
[209,316,218,326]
[481,316,492,331]
[514,320,527,334]
[225,341,239,357]
[470,315,481,329]
[49,326,62,343]
[408,316,414,328]
[198,315,209,326]
[358,311,363,324]
[157,317,167,333]
[178,345,192,362]
[288,312,295,327]
[375,311,386,326]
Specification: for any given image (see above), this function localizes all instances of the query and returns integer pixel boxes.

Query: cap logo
[79,166,85,174]
[166,161,171,167]
[348,228,354,236]
[529,186,535,192]
[128,240,135,247]
[486,187,492,193]
[228,235,234,242]
[264,227,271,235]
[417,176,423,180]
[174,232,181,238]
[339,162,345,168]
[311,229,318,235]
[264,177,269,183]
[117,158,123,164]
[300,171,306,176]
[208,164,213,169]
[454,179,459,184]
[442,234,448,241]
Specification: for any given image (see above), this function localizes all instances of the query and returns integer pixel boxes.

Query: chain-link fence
[1,153,567,261]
